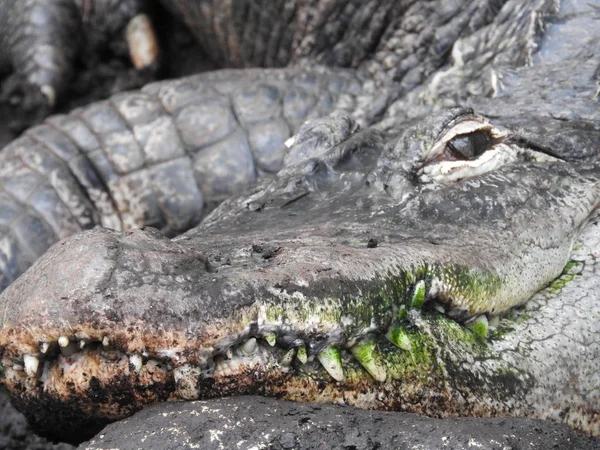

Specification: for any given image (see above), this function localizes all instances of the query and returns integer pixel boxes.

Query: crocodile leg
[0,0,80,122]
[0,0,156,132]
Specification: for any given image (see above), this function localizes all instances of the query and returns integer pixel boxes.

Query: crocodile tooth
[281,348,296,367]
[317,345,344,381]
[40,85,56,107]
[241,338,257,356]
[488,315,500,329]
[102,336,110,347]
[23,355,39,377]
[432,302,445,314]
[285,136,296,148]
[129,354,143,373]
[79,340,86,349]
[350,339,387,382]
[410,280,426,308]
[58,336,70,348]
[296,346,308,364]
[126,14,159,70]
[226,348,234,359]
[39,342,49,354]
[397,304,407,320]
[265,332,277,347]
[386,326,412,352]
[467,315,489,338]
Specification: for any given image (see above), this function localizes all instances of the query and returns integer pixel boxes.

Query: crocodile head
[0,104,598,442]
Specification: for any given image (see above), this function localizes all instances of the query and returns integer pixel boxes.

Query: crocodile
[0,0,599,446]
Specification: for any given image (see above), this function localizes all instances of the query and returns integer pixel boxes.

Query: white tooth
[24,355,39,377]
[129,354,143,373]
[285,136,296,148]
[241,338,257,356]
[433,303,445,314]
[281,348,296,367]
[126,14,159,70]
[79,340,86,349]
[226,348,234,359]
[102,336,110,347]
[318,345,345,382]
[58,336,70,348]
[488,315,500,329]
[40,85,56,107]
[40,342,49,354]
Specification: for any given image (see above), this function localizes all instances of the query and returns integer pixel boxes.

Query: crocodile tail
[0,67,370,292]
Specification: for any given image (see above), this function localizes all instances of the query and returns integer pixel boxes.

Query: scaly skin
[0,106,598,442]
[0,68,365,292]
[0,0,599,446]
[0,0,562,295]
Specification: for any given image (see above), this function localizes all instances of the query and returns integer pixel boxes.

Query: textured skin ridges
[0,105,598,440]
[0,67,365,293]
[0,131,101,291]
[161,0,511,92]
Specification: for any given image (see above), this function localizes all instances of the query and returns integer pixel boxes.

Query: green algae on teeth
[350,338,387,382]
[410,280,427,308]
[318,345,345,381]
[296,345,308,364]
[265,332,277,347]
[466,315,489,339]
[386,326,413,352]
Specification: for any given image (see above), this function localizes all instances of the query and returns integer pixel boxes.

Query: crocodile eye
[445,130,494,161]
[418,115,560,185]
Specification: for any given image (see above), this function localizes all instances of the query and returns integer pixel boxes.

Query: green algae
[350,338,387,382]
[386,325,413,351]
[466,317,489,339]
[410,280,426,308]
[261,263,504,342]
[546,260,582,294]
[296,346,308,364]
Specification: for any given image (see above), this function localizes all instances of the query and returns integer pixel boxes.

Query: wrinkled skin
[0,0,599,447]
